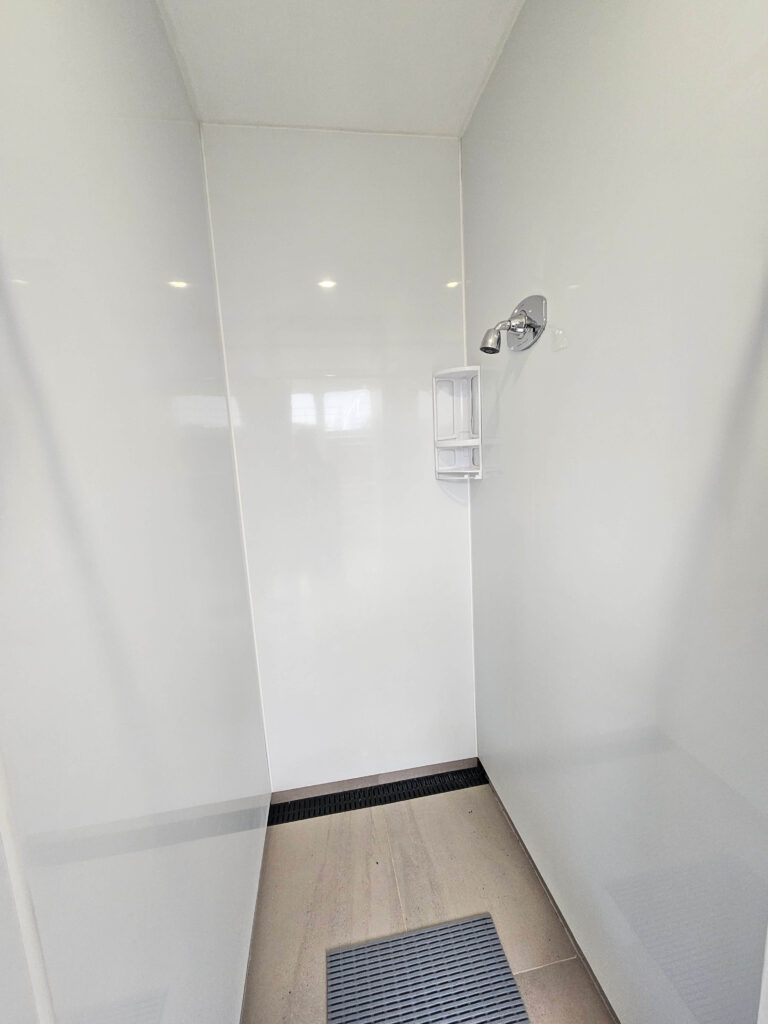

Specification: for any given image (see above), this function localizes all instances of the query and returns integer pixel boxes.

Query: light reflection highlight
[291,393,317,426]
[323,389,371,432]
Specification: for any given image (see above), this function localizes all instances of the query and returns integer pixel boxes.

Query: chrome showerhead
[480,327,502,354]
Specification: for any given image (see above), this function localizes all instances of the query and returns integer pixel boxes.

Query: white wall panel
[463,1,768,1022]
[0,3,269,1020]
[203,126,476,791]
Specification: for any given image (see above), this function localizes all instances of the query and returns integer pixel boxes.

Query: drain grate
[327,914,530,1024]
[268,764,488,825]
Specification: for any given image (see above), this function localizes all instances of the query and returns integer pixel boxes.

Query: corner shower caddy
[432,366,482,480]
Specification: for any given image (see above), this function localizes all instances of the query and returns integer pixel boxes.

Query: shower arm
[496,313,533,336]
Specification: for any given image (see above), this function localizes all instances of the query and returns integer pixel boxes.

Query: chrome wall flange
[507,295,546,350]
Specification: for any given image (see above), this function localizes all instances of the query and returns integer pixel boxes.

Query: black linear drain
[327,914,529,1024]
[268,764,488,825]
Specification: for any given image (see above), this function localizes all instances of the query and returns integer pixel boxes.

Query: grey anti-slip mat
[327,913,530,1024]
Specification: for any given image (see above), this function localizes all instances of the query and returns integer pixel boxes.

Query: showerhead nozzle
[480,327,502,354]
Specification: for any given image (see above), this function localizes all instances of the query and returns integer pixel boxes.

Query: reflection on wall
[25,801,267,1024]
[323,389,372,432]
[291,392,317,426]
[291,388,374,433]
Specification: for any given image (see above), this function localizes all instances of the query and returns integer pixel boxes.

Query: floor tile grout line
[373,807,407,933]
[514,954,579,977]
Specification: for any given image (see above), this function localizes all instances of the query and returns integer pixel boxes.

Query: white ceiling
[159,0,524,136]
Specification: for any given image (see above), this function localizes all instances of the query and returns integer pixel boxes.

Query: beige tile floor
[241,784,617,1024]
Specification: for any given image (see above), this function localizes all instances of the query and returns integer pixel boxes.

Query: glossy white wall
[203,125,476,791]
[0,3,269,1020]
[462,1,768,1022]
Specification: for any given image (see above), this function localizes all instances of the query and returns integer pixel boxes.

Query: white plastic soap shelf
[432,365,482,480]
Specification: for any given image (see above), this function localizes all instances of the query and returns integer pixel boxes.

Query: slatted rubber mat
[327,913,530,1024]
[268,764,488,825]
